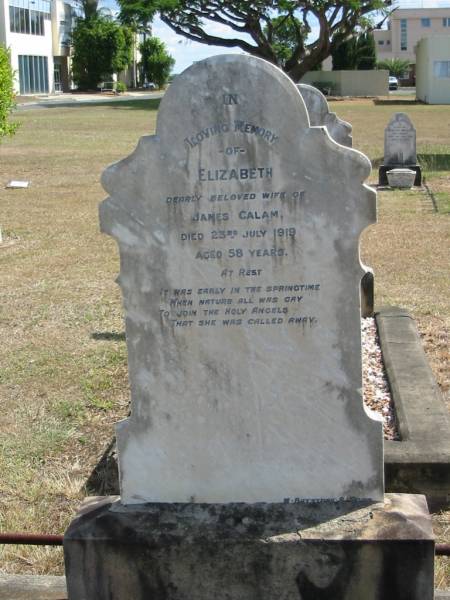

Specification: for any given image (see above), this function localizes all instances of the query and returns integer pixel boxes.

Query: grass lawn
[0,97,449,583]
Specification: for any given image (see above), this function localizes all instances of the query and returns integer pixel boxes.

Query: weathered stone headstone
[385,113,416,165]
[379,112,421,185]
[64,56,434,600]
[99,54,383,505]
[297,83,352,147]
[297,84,375,316]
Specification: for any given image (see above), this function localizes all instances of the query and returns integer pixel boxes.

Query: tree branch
[160,13,258,53]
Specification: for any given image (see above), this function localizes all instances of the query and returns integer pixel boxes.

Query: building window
[18,55,49,94]
[400,19,407,51]
[378,40,385,45]
[434,61,450,78]
[387,40,391,44]
[9,0,50,35]
[443,17,450,27]
[421,18,431,27]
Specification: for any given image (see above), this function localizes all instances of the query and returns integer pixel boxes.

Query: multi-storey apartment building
[0,0,74,94]
[374,1,450,82]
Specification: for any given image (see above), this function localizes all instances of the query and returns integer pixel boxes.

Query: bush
[312,81,334,95]
[377,58,410,79]
[0,45,18,140]
[72,17,132,90]
[116,81,127,93]
[139,37,174,89]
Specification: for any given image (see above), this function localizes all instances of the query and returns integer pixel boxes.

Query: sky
[99,0,450,75]
[151,17,246,74]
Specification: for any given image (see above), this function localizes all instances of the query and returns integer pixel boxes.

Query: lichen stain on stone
[295,547,351,600]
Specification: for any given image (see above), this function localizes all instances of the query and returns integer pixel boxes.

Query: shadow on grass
[106,98,162,111]
[418,154,450,172]
[370,154,450,171]
[373,99,421,106]
[30,98,162,111]
[85,438,120,495]
[91,332,126,341]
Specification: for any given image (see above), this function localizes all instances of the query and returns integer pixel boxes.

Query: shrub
[116,81,127,93]
[72,17,133,90]
[0,45,18,140]
[139,37,174,89]
[376,58,410,79]
[312,81,334,95]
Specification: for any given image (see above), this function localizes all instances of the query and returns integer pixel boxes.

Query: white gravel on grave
[362,317,400,441]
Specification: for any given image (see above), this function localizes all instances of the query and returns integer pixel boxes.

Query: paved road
[390,87,416,96]
[16,90,165,110]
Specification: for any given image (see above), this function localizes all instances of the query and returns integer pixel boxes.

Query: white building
[416,35,450,102]
[374,0,450,82]
[0,0,73,94]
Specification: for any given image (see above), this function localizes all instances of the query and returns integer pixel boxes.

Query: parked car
[389,76,399,90]
[143,82,156,90]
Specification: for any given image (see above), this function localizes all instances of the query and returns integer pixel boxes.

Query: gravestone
[64,55,434,600]
[297,83,352,147]
[297,83,374,316]
[100,56,383,504]
[379,113,422,185]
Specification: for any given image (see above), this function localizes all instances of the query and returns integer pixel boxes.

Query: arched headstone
[297,83,352,147]
[379,112,422,185]
[100,55,383,504]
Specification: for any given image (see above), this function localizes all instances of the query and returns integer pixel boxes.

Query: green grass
[435,192,450,214]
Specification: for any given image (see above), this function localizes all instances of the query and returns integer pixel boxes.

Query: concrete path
[16,90,165,110]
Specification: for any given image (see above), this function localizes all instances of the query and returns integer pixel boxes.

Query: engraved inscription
[223,93,238,105]
[159,284,320,329]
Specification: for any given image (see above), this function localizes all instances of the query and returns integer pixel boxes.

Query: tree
[332,31,376,70]
[262,14,306,68]
[117,0,388,81]
[355,32,376,69]
[78,0,99,20]
[140,37,174,88]
[72,17,133,90]
[331,37,356,70]
[0,46,18,141]
[377,58,410,78]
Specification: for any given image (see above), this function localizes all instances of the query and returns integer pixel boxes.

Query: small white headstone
[297,84,352,147]
[6,180,30,188]
[101,55,383,505]
[384,113,417,166]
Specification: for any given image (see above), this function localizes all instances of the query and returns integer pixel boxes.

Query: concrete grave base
[64,494,434,600]
[379,307,450,507]
[378,164,422,186]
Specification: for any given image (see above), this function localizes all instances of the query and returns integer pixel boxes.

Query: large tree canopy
[117,0,388,80]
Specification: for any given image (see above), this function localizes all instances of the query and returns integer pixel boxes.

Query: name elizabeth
[198,167,273,181]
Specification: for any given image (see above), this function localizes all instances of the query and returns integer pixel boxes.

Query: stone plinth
[387,168,417,189]
[379,164,422,187]
[64,494,434,600]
